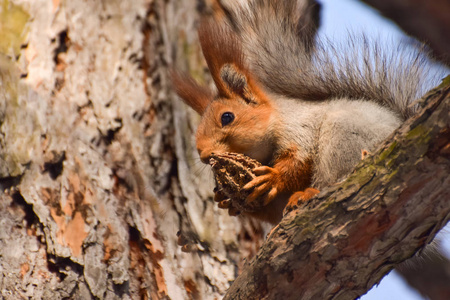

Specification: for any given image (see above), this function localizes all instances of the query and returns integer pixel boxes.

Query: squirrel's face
[172,61,276,164]
[196,97,276,165]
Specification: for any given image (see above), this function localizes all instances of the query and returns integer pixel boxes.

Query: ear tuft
[198,18,246,98]
[170,69,213,115]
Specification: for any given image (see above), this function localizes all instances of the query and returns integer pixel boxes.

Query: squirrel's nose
[198,150,211,164]
[200,155,210,164]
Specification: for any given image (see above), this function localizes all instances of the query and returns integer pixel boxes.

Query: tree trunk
[0,0,264,299]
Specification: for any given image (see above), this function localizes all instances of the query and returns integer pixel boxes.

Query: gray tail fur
[219,0,446,120]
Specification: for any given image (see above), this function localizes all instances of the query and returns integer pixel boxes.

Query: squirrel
[172,0,444,225]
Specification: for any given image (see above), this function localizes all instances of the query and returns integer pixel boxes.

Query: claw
[246,183,274,203]
[284,188,320,215]
[181,244,192,253]
[218,199,232,209]
[252,166,273,175]
[214,189,227,202]
[243,174,272,191]
[213,187,240,215]
[266,188,278,204]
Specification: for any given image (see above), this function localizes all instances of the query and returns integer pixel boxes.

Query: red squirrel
[172,0,443,224]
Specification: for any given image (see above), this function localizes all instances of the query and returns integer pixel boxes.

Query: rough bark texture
[223,82,450,300]
[360,0,450,65]
[0,0,264,299]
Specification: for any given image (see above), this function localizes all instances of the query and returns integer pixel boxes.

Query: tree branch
[396,243,450,300]
[224,80,450,300]
[359,0,450,65]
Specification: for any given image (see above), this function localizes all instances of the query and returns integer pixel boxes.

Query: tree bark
[223,82,450,299]
[0,0,264,299]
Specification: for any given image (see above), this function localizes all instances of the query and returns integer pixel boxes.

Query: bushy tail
[218,0,446,120]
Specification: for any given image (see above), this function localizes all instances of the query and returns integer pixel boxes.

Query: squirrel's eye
[221,112,235,127]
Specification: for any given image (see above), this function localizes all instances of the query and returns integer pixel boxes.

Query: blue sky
[317,0,449,299]
[318,0,404,41]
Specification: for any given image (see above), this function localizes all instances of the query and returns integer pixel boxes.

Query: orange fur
[287,188,320,208]
[171,0,438,228]
[195,97,275,164]
[198,18,246,98]
[194,17,278,165]
[245,166,317,223]
[273,147,314,193]
[173,16,320,225]
[198,17,271,105]
[241,147,315,215]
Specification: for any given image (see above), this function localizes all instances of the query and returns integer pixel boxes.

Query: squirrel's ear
[198,18,243,99]
[198,19,268,105]
[220,64,268,105]
[170,70,213,115]
[220,64,256,104]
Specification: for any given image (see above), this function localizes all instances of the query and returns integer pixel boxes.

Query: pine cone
[209,152,263,212]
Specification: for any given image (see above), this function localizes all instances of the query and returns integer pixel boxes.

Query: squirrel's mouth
[200,156,210,164]
[199,150,214,164]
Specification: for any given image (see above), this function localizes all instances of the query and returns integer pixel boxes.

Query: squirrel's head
[172,64,276,165]
[171,19,277,165]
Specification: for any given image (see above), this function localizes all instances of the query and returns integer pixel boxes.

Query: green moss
[0,55,18,100]
[405,125,431,141]
[384,168,398,181]
[0,55,39,177]
[0,0,29,56]
[341,164,377,191]
[438,75,450,88]
[376,141,398,164]
[293,215,312,228]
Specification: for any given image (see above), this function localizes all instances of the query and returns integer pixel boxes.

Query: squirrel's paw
[213,187,241,216]
[243,166,281,206]
[283,188,320,215]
